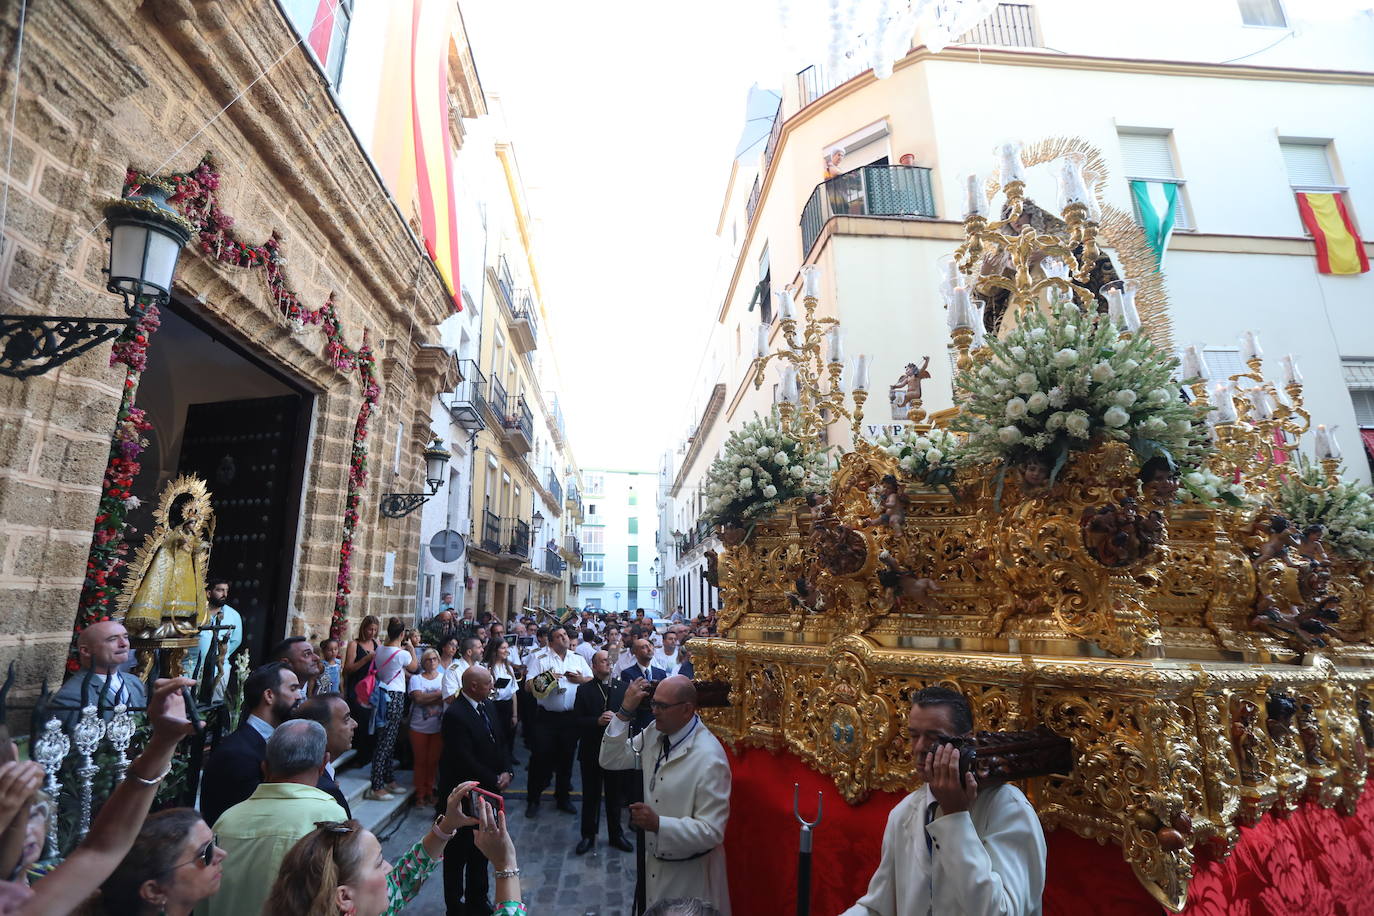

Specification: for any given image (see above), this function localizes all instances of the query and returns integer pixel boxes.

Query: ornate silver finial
[71,706,106,842]
[32,720,69,859]
[105,704,137,782]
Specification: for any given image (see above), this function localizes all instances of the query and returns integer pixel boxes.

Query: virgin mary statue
[118,475,215,638]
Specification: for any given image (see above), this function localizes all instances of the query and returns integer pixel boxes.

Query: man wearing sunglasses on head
[600,674,732,914]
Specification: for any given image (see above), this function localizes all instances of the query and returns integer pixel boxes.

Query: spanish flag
[370,0,463,310]
[1295,192,1369,275]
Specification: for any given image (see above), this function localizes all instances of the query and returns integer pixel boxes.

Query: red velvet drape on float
[724,746,1374,916]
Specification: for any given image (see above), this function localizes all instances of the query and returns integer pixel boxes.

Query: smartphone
[462,786,505,816]
[494,677,511,689]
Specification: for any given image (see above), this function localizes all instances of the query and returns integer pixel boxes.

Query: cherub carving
[862,474,910,531]
[1295,698,1325,767]
[1296,524,1330,564]
[1080,497,1165,567]
[1138,455,1179,507]
[877,550,942,611]
[1257,515,1300,563]
[1266,692,1297,746]
[889,357,932,419]
[1229,697,1266,785]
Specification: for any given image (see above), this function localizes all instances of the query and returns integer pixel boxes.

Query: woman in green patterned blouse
[262,781,526,916]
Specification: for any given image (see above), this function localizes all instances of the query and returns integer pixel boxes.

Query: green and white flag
[1129,180,1179,268]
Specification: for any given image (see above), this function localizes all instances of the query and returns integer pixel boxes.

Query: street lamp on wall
[380,437,451,518]
[0,185,192,378]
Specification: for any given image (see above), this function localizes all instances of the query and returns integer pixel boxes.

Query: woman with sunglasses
[94,808,224,915]
[264,782,524,916]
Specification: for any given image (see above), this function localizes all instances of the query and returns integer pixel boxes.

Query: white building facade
[579,469,662,614]
[660,0,1374,589]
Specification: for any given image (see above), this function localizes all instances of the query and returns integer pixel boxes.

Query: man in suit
[199,661,302,825]
[293,692,357,816]
[50,620,148,727]
[618,637,668,731]
[573,650,633,855]
[437,665,513,916]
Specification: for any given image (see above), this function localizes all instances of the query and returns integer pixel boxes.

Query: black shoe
[575,836,595,855]
[525,801,539,818]
[609,834,634,852]
[463,901,494,916]
[556,800,578,815]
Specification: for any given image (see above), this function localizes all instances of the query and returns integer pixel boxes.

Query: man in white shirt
[443,636,484,702]
[600,674,732,914]
[653,630,683,676]
[842,687,1046,916]
[524,626,592,818]
[575,628,599,664]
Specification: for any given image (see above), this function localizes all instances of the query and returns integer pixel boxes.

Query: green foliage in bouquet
[1276,457,1374,560]
[703,409,829,528]
[951,300,1206,483]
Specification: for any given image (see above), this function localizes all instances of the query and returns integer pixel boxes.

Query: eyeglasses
[649,699,688,711]
[167,834,218,871]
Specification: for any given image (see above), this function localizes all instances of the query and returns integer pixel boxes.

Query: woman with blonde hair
[263,783,525,916]
[408,648,445,806]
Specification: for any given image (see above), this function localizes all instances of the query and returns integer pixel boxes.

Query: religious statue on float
[117,474,215,640]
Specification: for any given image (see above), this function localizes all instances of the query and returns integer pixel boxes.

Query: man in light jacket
[842,686,1046,916]
[600,674,731,915]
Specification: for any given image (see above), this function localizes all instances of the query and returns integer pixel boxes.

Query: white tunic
[841,783,1046,916]
[525,649,592,712]
[601,714,732,915]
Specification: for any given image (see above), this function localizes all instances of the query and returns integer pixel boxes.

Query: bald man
[437,664,513,915]
[602,674,732,914]
[51,620,148,726]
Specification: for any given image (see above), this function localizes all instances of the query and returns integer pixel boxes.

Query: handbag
[354,649,384,707]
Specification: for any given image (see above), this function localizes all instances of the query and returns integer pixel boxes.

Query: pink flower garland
[113,157,378,639]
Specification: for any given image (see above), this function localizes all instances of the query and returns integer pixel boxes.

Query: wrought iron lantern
[0,185,192,379]
[380,437,452,518]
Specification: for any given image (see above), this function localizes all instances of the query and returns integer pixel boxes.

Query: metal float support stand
[794,783,823,916]
[629,729,647,916]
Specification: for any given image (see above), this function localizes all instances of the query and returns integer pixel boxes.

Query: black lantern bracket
[0,189,192,379]
[380,437,452,519]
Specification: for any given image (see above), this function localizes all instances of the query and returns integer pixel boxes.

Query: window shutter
[1119,132,1177,180]
[1280,142,1336,188]
[1351,390,1374,428]
[1202,348,1247,381]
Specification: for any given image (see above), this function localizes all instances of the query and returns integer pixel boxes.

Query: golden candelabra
[750,265,871,443]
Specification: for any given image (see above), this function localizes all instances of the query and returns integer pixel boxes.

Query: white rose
[1065,412,1091,438]
[885,444,902,457]
[1121,358,1140,372]
[1148,388,1172,405]
[1201,484,1218,499]
[1026,391,1050,413]
[775,451,790,466]
[997,425,1024,445]
[1015,371,1037,393]
[757,470,771,482]
[1103,405,1130,427]
[914,437,931,451]
[1029,327,1047,339]
[743,437,757,448]
[899,456,916,472]
[1114,389,1137,407]
[1171,419,1192,435]
[791,465,805,479]
[1005,397,1029,420]
[739,479,753,492]
[1053,348,1079,368]
[1010,346,1028,361]
[1090,361,1115,383]
[739,466,752,477]
[1048,387,1067,408]
[755,446,772,459]
[1185,472,1206,487]
[1141,416,1169,435]
[1045,411,1067,431]
[926,448,944,463]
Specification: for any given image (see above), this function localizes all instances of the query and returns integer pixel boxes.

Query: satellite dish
[429,529,466,563]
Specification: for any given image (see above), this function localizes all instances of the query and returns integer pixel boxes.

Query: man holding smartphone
[436,665,513,916]
[842,687,1046,916]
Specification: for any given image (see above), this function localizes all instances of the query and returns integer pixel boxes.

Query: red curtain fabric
[1360,429,1374,463]
[724,746,1374,915]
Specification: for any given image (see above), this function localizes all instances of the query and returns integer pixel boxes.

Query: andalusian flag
[1296,192,1370,275]
[1129,180,1178,268]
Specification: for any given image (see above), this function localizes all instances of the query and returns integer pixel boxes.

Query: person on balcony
[841,687,1046,916]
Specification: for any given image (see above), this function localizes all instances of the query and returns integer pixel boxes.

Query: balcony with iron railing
[489,375,508,426]
[509,288,538,353]
[800,164,936,258]
[562,534,584,568]
[541,547,565,576]
[500,395,533,454]
[506,518,530,559]
[958,3,1037,48]
[545,471,563,506]
[448,358,487,433]
[481,509,502,554]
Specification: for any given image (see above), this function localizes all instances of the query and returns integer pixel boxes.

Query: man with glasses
[600,674,732,914]
[204,719,345,916]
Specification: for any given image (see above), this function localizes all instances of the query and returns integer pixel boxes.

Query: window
[584,473,605,497]
[1280,141,1339,191]
[756,245,773,324]
[582,527,605,551]
[627,590,638,607]
[581,557,604,584]
[1345,361,1374,427]
[628,563,639,576]
[1238,0,1286,27]
[627,546,639,561]
[587,504,597,517]
[628,518,639,535]
[283,0,353,88]
[628,490,638,506]
[1118,130,1192,230]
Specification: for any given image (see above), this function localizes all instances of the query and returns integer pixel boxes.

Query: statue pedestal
[131,634,199,682]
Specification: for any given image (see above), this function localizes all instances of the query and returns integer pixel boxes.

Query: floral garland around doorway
[75,156,378,651]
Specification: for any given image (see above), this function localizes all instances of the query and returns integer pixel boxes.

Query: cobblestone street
[381,763,638,916]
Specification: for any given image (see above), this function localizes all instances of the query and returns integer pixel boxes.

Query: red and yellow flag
[1296,192,1369,276]
[371,0,463,310]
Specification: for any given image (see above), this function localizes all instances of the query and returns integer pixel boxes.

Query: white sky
[459,0,786,472]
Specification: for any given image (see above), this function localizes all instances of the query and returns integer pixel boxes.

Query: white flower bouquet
[703,408,830,528]
[950,299,1205,483]
[874,426,962,490]
[1178,467,1253,508]
[1275,458,1374,560]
